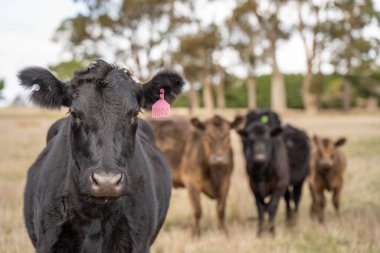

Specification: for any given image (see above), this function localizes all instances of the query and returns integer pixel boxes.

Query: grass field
[0,108,379,253]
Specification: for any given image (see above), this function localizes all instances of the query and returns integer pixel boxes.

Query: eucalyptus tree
[325,0,380,110]
[54,0,178,80]
[228,0,263,109]
[235,0,291,113]
[175,24,220,111]
[296,0,330,113]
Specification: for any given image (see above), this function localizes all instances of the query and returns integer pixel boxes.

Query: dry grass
[0,107,379,253]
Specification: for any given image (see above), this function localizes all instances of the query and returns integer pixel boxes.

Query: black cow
[238,109,310,236]
[18,60,184,253]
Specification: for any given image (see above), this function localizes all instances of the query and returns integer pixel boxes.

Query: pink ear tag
[152,89,171,118]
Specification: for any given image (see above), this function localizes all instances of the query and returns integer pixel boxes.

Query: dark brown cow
[309,135,347,223]
[150,115,243,236]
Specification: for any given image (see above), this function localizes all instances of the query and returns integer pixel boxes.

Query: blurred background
[1,0,380,112]
[1,1,380,253]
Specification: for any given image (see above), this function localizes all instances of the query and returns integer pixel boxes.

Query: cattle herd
[18,60,347,253]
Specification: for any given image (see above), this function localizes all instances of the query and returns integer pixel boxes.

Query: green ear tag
[260,115,269,124]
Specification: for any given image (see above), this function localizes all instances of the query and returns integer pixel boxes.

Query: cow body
[19,60,184,253]
[309,136,346,223]
[150,115,242,236]
[239,110,310,235]
[282,124,310,224]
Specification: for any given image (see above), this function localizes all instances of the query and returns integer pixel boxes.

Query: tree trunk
[342,79,351,111]
[247,76,257,109]
[366,96,378,111]
[202,74,214,111]
[216,83,226,109]
[270,41,287,113]
[201,49,214,111]
[188,83,199,113]
[302,67,318,113]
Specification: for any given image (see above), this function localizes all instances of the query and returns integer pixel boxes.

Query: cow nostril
[91,172,100,186]
[114,173,123,185]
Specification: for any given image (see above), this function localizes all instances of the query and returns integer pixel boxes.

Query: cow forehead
[204,119,230,135]
[316,138,335,155]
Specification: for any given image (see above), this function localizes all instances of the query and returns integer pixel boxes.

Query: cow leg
[187,184,202,237]
[267,192,282,235]
[316,190,326,223]
[284,188,292,226]
[216,178,230,235]
[254,194,266,237]
[292,182,304,225]
[332,187,341,217]
[309,183,318,219]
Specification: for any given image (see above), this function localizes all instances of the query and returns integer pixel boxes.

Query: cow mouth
[85,195,122,204]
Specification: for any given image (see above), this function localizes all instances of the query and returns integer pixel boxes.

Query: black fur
[21,60,184,253]
[239,109,310,235]
[140,70,184,109]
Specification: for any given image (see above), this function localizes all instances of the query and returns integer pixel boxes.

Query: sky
[0,0,332,106]
[0,0,86,105]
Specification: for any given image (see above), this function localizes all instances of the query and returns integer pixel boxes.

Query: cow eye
[70,110,81,125]
[129,112,139,125]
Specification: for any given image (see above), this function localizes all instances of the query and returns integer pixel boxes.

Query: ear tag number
[152,89,170,118]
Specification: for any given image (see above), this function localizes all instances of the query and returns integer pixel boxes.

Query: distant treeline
[173,73,380,109]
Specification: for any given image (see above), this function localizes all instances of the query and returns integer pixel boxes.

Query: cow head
[313,135,346,171]
[18,60,184,201]
[238,122,282,165]
[190,115,243,166]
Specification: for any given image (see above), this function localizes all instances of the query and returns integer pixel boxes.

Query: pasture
[0,108,379,253]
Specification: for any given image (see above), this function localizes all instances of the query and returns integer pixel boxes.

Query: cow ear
[237,129,247,137]
[140,70,184,110]
[18,67,70,109]
[190,118,205,131]
[335,138,346,147]
[230,115,244,129]
[270,127,283,137]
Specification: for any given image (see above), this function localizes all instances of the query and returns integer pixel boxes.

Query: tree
[54,0,179,80]
[0,79,4,100]
[48,59,88,80]
[229,0,263,109]
[175,24,220,111]
[247,0,290,113]
[326,0,380,111]
[296,0,330,113]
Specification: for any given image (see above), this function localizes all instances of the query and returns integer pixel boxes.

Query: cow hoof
[219,226,229,237]
[269,226,276,236]
[192,228,201,238]
[257,228,263,237]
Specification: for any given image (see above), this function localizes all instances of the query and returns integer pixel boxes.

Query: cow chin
[85,195,123,205]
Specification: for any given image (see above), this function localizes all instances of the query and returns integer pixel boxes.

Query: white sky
[0,0,327,105]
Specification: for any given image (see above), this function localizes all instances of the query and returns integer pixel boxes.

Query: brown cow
[309,135,347,223]
[150,115,243,236]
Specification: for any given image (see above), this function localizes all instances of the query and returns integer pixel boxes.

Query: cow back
[282,124,310,185]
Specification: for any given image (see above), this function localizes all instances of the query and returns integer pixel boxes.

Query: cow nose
[210,155,229,165]
[319,160,332,170]
[254,154,266,164]
[90,170,124,197]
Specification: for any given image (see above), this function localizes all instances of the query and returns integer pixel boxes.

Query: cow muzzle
[319,160,333,171]
[209,154,229,166]
[89,170,124,198]
[254,154,267,164]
